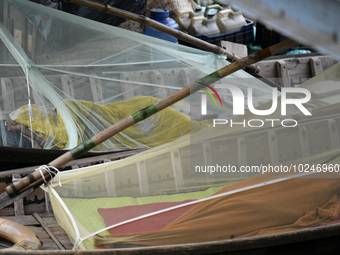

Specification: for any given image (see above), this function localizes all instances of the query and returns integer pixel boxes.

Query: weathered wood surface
[33,212,66,250]
[256,54,337,87]
[1,213,73,251]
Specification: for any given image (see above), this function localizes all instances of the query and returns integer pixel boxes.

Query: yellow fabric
[9,104,67,147]
[11,96,210,149]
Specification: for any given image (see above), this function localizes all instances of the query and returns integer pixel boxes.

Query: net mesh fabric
[2,0,340,251]
[0,0,272,150]
[48,63,340,250]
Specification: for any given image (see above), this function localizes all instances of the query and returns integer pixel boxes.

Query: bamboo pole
[62,0,260,73]
[4,39,298,200]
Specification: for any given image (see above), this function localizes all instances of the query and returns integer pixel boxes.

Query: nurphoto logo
[199,83,311,128]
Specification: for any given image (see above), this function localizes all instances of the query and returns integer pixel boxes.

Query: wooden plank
[21,13,27,52]
[27,226,50,239]
[55,235,74,250]
[179,68,192,85]
[328,119,340,150]
[37,212,55,218]
[310,57,323,76]
[24,202,46,217]
[45,191,52,213]
[72,164,83,197]
[89,75,104,102]
[13,28,22,47]
[61,75,75,98]
[299,125,310,162]
[49,226,68,236]
[12,174,24,216]
[202,142,213,184]
[3,1,8,29]
[2,1,9,62]
[150,70,167,99]
[219,40,248,58]
[237,137,248,178]
[268,131,280,166]
[43,217,60,228]
[1,215,38,226]
[39,241,60,250]
[1,78,15,112]
[137,161,150,196]
[33,213,66,250]
[104,159,117,197]
[120,73,135,100]
[27,24,37,60]
[171,149,185,191]
[276,60,291,87]
[32,91,45,106]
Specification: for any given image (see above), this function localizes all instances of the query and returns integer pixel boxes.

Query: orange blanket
[98,175,340,246]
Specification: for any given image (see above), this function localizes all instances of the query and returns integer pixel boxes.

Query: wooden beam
[12,174,24,216]
[299,125,310,162]
[1,78,15,112]
[310,57,323,76]
[202,142,213,184]
[1,215,38,226]
[150,70,167,99]
[137,161,149,196]
[268,131,280,166]
[89,75,104,102]
[171,149,185,191]
[104,159,117,197]
[276,60,291,87]
[61,75,75,98]
[32,213,66,250]
[120,73,135,100]
[237,137,248,178]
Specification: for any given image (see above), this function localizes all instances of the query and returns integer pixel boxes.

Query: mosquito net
[0,0,272,151]
[46,62,340,250]
[3,0,340,251]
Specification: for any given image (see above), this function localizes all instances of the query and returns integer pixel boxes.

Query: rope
[35,165,61,186]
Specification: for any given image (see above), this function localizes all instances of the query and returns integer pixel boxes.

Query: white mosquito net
[0,0,272,151]
[47,62,340,250]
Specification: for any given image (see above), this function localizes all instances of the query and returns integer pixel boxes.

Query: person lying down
[2,96,211,150]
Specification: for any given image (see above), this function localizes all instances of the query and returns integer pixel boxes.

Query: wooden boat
[1,1,340,253]
[0,111,340,254]
[0,92,339,253]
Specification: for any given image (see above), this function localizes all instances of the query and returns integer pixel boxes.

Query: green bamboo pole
[4,39,298,199]
[62,0,260,73]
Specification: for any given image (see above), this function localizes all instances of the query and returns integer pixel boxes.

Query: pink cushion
[98,200,195,235]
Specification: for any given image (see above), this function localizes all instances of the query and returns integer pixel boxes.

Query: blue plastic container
[145,9,179,43]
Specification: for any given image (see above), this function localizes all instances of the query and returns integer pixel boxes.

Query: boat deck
[2,213,72,250]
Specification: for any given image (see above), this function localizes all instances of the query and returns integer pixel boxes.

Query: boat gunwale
[0,220,338,254]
